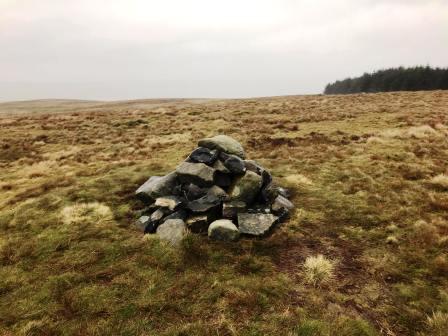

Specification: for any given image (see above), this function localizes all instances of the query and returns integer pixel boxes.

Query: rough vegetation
[0,91,447,335]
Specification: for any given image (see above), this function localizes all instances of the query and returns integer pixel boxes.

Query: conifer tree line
[324,66,448,94]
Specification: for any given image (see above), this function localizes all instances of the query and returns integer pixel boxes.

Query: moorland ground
[0,91,447,335]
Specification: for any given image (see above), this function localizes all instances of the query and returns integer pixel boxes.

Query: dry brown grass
[0,91,447,335]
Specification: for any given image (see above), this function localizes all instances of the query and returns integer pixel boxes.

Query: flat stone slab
[135,173,177,201]
[187,195,220,213]
[198,135,246,159]
[155,196,183,211]
[156,219,186,245]
[188,147,218,165]
[208,219,240,241]
[176,162,215,187]
[237,213,279,236]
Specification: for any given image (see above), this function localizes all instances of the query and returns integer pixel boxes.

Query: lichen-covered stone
[237,213,279,236]
[156,219,186,245]
[198,135,246,159]
[228,171,262,205]
[208,219,240,241]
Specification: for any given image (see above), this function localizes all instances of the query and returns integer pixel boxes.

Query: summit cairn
[135,135,294,245]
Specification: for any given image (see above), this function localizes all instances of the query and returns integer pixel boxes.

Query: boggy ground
[0,91,447,336]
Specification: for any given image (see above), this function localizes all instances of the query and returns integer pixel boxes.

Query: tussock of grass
[303,254,335,287]
[429,174,448,190]
[426,311,448,336]
[61,202,113,226]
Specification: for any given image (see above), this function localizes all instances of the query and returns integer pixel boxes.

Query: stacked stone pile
[135,135,294,244]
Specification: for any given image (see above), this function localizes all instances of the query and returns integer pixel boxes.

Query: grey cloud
[0,0,447,101]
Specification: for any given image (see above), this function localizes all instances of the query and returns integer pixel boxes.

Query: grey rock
[144,221,159,234]
[135,173,178,201]
[237,213,279,236]
[222,201,246,219]
[213,159,230,174]
[142,208,167,234]
[198,135,246,159]
[150,208,165,223]
[271,195,294,216]
[164,209,188,221]
[135,216,150,232]
[187,147,218,165]
[186,215,209,233]
[261,183,280,203]
[136,204,158,217]
[206,185,229,201]
[222,154,246,175]
[176,162,215,187]
[278,187,291,198]
[184,183,207,200]
[215,172,233,188]
[244,160,259,174]
[155,196,183,211]
[228,171,263,205]
[244,160,272,187]
[156,219,186,245]
[187,185,228,213]
[187,194,221,213]
[208,219,240,241]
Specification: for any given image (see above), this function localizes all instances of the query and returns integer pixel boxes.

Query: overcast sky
[0,0,447,101]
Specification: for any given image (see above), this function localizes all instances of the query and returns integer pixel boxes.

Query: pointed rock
[135,173,178,201]
[271,195,294,216]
